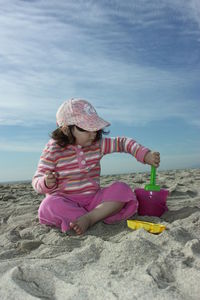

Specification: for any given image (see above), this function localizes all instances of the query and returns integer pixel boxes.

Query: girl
[32,98,160,235]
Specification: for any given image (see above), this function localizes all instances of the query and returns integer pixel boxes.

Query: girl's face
[72,126,97,147]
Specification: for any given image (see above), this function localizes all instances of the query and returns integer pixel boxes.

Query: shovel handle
[150,166,156,185]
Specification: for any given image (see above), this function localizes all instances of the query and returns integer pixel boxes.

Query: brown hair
[51,125,109,148]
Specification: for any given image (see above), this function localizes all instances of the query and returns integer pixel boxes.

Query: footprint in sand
[7,228,21,242]
[147,259,176,289]
[11,265,55,299]
[0,216,9,225]
[183,239,200,258]
[169,184,198,198]
[1,194,17,201]
[162,207,199,223]
[17,240,43,252]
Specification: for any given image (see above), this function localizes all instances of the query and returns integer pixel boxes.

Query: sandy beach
[0,168,200,300]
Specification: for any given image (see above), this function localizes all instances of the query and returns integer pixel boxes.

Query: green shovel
[145,166,160,191]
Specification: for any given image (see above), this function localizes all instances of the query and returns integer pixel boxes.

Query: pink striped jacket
[32,137,149,195]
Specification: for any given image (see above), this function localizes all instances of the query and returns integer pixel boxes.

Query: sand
[0,168,200,300]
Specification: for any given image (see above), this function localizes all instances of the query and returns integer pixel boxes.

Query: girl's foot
[69,214,92,235]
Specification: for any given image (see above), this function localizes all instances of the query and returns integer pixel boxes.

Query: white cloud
[0,0,199,128]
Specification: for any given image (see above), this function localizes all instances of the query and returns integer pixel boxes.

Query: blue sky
[0,0,200,182]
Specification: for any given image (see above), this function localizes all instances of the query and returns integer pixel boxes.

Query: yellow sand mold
[127,220,166,234]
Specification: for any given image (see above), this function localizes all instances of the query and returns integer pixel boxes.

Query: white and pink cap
[56,98,110,131]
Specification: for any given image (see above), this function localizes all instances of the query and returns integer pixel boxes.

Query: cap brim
[76,116,110,131]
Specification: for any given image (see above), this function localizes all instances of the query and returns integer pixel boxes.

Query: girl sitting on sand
[32,98,160,235]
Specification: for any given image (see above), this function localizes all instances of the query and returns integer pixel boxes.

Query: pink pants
[38,181,138,232]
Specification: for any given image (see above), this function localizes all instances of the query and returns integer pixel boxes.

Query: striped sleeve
[32,140,58,194]
[100,137,150,163]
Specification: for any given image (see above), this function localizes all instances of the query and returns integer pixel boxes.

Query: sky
[0,0,200,182]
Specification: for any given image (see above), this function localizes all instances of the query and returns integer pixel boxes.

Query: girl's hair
[51,125,109,148]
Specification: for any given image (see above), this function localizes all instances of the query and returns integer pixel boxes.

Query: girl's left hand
[144,151,160,168]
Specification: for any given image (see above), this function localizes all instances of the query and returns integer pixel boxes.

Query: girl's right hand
[144,151,160,168]
[44,171,58,188]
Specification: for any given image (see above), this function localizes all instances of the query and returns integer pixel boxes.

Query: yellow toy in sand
[127,220,166,234]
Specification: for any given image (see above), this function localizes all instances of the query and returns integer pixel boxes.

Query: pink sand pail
[135,188,169,217]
